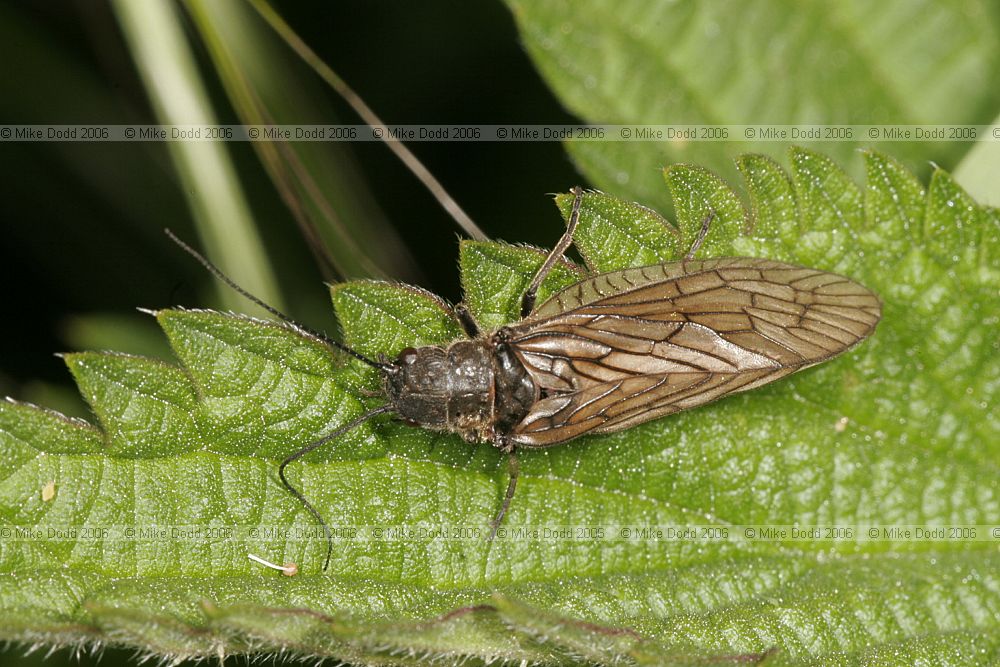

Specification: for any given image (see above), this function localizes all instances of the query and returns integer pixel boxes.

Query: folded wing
[505,258,881,447]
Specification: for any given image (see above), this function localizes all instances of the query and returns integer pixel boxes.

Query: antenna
[279,404,394,570]
[246,0,487,241]
[165,228,392,371]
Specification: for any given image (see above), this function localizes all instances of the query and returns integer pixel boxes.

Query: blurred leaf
[1,149,997,664]
[953,109,1000,207]
[14,381,89,422]
[61,313,173,361]
[506,0,1000,210]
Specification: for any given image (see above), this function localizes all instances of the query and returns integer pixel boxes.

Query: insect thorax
[384,337,537,446]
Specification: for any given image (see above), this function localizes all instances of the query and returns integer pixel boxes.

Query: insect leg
[684,210,716,260]
[454,303,481,337]
[279,404,393,570]
[520,186,585,317]
[488,450,519,540]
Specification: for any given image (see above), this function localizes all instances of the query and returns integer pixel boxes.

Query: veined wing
[505,258,881,447]
[510,367,785,446]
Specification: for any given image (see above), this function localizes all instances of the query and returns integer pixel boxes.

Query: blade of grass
[111,0,284,313]
[183,0,423,281]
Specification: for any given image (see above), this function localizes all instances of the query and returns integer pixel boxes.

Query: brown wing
[505,258,881,447]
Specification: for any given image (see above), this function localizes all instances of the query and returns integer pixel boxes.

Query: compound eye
[397,347,419,365]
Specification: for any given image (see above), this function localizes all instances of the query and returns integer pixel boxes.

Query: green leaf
[505,0,1000,208]
[1,149,998,665]
[552,189,679,269]
[65,352,199,458]
[331,280,464,359]
[460,240,585,329]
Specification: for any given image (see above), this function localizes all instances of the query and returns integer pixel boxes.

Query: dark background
[0,2,576,666]
[0,0,579,410]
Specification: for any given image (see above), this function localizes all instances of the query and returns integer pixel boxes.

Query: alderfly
[168,187,881,570]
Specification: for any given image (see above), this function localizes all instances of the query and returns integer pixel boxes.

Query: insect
[168,186,881,571]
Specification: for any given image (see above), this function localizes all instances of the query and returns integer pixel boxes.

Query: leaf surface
[1,150,998,665]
